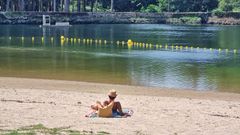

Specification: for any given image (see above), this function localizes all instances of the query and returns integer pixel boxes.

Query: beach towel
[85,108,134,118]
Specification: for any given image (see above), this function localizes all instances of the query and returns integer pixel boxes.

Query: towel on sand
[85,109,134,118]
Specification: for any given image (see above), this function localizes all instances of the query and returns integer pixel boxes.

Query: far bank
[0,12,240,25]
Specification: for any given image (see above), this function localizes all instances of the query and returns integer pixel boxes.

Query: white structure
[41,15,71,27]
[42,15,51,26]
[40,15,71,27]
[55,22,71,26]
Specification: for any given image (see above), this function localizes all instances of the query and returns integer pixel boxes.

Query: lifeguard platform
[41,15,71,27]
[42,15,51,26]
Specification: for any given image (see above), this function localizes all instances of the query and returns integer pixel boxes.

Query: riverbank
[0,12,240,25]
[0,77,240,134]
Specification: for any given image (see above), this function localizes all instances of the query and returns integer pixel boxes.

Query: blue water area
[0,24,240,93]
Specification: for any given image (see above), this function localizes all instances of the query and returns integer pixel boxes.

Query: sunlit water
[0,24,240,93]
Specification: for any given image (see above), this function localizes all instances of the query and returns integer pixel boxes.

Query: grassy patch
[0,124,110,135]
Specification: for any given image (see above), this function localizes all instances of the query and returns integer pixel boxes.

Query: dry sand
[0,77,240,135]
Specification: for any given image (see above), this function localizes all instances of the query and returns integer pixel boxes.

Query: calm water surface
[0,24,240,93]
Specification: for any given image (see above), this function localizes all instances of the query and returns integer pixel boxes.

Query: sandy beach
[0,77,240,135]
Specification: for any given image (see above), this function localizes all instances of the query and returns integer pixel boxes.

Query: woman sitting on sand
[91,89,126,116]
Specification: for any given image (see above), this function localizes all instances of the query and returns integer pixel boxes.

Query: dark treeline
[0,0,239,13]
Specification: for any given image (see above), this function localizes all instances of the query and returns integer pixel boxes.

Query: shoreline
[0,77,240,134]
[1,12,240,25]
[1,77,240,101]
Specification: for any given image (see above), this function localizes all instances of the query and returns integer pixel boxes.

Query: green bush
[141,4,160,13]
[180,17,202,24]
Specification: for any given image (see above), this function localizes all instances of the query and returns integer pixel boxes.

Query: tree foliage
[0,0,239,12]
[218,0,240,11]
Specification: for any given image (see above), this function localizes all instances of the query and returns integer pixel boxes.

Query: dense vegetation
[0,0,239,13]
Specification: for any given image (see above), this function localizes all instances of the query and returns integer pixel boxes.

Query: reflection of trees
[127,53,218,90]
[206,65,240,93]
[218,26,240,49]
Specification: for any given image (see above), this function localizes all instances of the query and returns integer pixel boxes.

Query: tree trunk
[77,0,81,12]
[38,0,42,12]
[6,0,10,11]
[32,0,36,11]
[83,0,86,12]
[91,0,94,12]
[55,0,59,11]
[94,0,98,12]
[53,0,56,12]
[110,0,114,12]
[64,0,70,12]
[60,0,63,12]
[20,0,25,11]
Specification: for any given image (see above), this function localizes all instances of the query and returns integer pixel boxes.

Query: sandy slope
[0,77,240,135]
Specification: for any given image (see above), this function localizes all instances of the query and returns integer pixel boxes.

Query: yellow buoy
[116,41,120,45]
[185,46,188,50]
[165,45,168,50]
[41,37,44,44]
[233,49,237,54]
[21,36,24,41]
[60,36,65,40]
[218,48,222,53]
[225,49,229,53]
[176,46,179,50]
[210,48,213,51]
[86,38,90,44]
[99,40,102,44]
[127,39,133,46]
[150,44,153,48]
[51,37,54,43]
[122,41,125,45]
[146,44,149,48]
[78,38,81,43]
[74,38,77,44]
[31,37,34,42]
[104,40,107,44]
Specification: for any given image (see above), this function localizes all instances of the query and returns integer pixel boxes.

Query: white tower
[42,15,51,26]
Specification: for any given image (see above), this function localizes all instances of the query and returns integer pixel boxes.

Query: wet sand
[0,77,240,135]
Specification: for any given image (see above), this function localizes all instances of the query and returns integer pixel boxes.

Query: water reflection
[126,50,222,90]
[0,24,240,93]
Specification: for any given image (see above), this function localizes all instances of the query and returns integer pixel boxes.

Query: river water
[0,24,239,93]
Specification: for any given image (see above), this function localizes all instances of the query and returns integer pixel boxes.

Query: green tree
[218,0,240,12]
[169,0,218,12]
[158,0,167,12]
